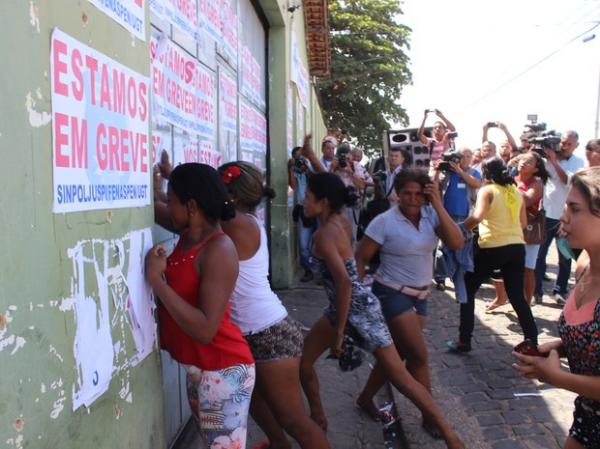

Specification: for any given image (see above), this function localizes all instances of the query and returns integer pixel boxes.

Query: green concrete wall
[0,2,165,448]
[262,0,327,288]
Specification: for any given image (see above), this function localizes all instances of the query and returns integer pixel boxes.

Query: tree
[318,0,412,156]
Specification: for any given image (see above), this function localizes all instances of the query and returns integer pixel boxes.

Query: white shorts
[524,244,540,269]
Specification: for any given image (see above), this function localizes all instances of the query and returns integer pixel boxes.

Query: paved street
[392,246,575,449]
[176,247,575,449]
[247,284,394,449]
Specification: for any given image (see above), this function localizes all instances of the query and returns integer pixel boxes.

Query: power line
[465,21,600,107]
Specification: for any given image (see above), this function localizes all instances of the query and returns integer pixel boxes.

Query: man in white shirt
[534,130,585,304]
[383,147,405,204]
[320,136,337,171]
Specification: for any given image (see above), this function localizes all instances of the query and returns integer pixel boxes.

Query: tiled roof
[303,0,330,77]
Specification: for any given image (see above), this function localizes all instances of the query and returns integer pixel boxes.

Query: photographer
[289,135,326,282]
[418,109,457,168]
[329,145,367,243]
[439,148,482,221]
[482,121,519,163]
[433,148,482,289]
[534,131,585,304]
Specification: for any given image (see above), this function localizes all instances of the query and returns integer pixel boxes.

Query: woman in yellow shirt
[447,157,538,353]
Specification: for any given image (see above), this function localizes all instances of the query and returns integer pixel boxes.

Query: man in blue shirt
[441,148,482,222]
[434,148,482,289]
[288,137,326,281]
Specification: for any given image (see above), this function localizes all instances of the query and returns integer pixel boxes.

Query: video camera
[336,144,352,169]
[437,151,462,173]
[529,130,561,154]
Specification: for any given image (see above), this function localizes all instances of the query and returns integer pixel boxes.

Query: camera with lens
[437,151,462,173]
[486,121,498,128]
[337,154,349,169]
[293,156,309,173]
[529,130,561,154]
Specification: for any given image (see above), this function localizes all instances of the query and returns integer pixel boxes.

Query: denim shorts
[371,281,428,320]
[524,244,540,270]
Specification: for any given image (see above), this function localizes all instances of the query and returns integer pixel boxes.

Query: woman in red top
[146,163,255,449]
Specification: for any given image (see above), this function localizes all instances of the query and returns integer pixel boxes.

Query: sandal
[446,340,471,354]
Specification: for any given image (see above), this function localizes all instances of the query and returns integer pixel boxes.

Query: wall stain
[28,1,40,33]
[25,92,51,128]
[13,418,24,432]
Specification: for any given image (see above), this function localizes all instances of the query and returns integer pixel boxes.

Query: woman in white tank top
[218,162,330,449]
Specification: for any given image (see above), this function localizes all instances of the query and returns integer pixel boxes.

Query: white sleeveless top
[230,214,288,335]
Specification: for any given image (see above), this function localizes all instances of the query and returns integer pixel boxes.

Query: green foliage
[317,0,412,156]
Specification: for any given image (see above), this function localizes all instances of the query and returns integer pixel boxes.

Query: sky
[395,0,600,159]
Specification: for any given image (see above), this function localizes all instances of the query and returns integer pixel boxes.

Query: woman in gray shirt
[355,168,463,437]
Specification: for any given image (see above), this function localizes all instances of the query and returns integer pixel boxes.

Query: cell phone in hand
[513,340,548,358]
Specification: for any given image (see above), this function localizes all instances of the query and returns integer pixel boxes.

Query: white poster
[88,0,146,41]
[149,0,199,42]
[290,18,309,109]
[199,0,222,42]
[240,98,267,168]
[151,35,217,138]
[198,140,222,168]
[239,44,264,109]
[173,127,199,165]
[296,97,304,147]
[51,29,151,213]
[151,117,171,165]
[218,0,238,66]
[287,84,294,154]
[219,67,238,163]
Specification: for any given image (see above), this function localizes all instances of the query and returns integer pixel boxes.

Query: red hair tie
[221,165,241,184]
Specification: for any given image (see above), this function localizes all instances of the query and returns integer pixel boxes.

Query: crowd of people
[144,109,600,449]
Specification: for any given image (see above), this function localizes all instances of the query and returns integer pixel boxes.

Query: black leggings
[459,244,538,346]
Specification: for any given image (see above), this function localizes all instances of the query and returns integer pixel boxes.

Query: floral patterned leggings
[185,363,256,449]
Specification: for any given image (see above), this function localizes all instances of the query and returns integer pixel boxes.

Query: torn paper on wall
[124,228,156,366]
[67,228,156,411]
[70,241,115,410]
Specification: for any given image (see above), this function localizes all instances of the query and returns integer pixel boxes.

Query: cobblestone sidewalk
[393,248,576,449]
